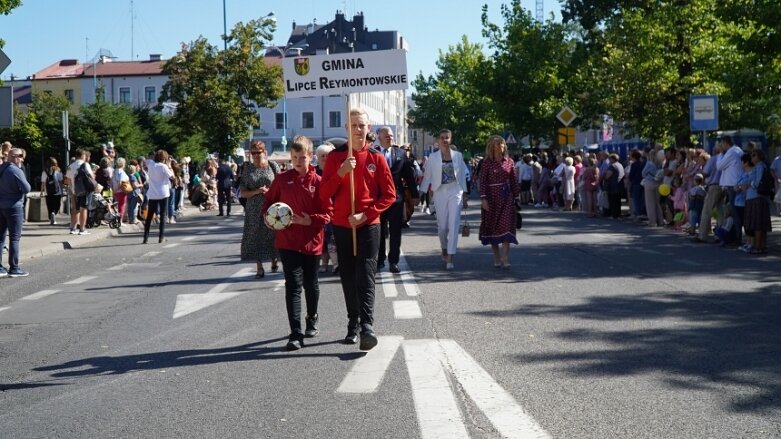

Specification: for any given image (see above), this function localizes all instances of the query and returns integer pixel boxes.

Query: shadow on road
[471,284,781,413]
[30,336,364,380]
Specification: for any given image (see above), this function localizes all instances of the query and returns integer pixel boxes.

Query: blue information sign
[690,95,719,131]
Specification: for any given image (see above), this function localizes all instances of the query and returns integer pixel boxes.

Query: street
[1,204,780,438]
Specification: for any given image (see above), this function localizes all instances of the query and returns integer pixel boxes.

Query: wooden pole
[345,94,358,256]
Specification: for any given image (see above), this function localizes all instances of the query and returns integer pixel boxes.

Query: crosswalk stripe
[336,336,403,394]
[20,290,60,301]
[63,276,97,285]
[439,339,551,438]
[393,300,422,319]
[379,271,398,298]
[398,252,419,296]
[403,339,470,439]
[0,306,10,313]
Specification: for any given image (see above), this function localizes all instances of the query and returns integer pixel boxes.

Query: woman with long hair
[111,157,130,223]
[142,150,174,244]
[40,157,64,225]
[240,140,280,278]
[478,135,520,269]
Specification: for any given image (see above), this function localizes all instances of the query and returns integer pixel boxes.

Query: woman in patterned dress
[240,140,280,278]
[478,135,520,269]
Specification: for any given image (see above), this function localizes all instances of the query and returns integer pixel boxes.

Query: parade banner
[282,49,408,98]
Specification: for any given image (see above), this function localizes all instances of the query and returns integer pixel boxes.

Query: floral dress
[478,157,520,245]
[240,161,280,262]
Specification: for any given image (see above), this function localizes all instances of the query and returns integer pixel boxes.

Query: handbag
[460,220,471,237]
[120,180,133,193]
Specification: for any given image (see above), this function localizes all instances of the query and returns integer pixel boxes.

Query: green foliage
[134,107,206,161]
[71,97,149,160]
[9,107,43,151]
[27,91,70,153]
[0,0,21,49]
[409,35,502,155]
[160,16,282,157]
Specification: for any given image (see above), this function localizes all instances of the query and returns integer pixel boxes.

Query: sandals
[271,260,279,273]
[255,267,265,279]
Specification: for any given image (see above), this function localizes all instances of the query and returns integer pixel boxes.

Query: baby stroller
[87,192,121,229]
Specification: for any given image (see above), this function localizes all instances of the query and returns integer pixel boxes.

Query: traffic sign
[0,49,10,75]
[557,106,577,126]
[505,132,518,145]
[690,95,718,131]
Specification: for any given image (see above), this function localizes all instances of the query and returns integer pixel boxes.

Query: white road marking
[207,226,220,230]
[172,267,254,319]
[403,339,470,439]
[20,290,60,301]
[379,271,398,298]
[0,306,10,313]
[393,300,422,319]
[337,336,403,394]
[181,236,196,241]
[63,276,97,285]
[271,278,285,292]
[439,339,551,438]
[398,252,420,296]
[108,262,161,271]
[141,251,161,257]
[196,231,209,235]
[163,243,181,249]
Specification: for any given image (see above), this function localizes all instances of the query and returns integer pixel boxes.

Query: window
[275,112,287,129]
[64,89,74,103]
[144,86,156,103]
[119,87,131,104]
[302,112,314,129]
[329,111,341,128]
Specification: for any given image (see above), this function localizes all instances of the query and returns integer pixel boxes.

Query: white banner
[282,49,408,98]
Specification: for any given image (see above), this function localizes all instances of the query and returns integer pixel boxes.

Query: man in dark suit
[215,156,235,216]
[375,127,419,273]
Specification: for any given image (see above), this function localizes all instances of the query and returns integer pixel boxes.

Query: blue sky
[0,0,560,82]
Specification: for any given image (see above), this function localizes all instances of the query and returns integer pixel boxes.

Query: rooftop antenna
[130,0,136,60]
[535,0,544,22]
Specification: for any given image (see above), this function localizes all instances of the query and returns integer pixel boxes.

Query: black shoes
[8,268,29,278]
[359,329,378,351]
[286,333,304,351]
[305,314,319,337]
[343,320,360,344]
[377,261,385,269]
[389,263,400,274]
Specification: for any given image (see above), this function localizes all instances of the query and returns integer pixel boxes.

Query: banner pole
[345,94,357,256]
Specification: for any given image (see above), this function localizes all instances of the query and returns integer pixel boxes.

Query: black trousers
[144,197,168,242]
[279,249,320,336]
[217,186,232,215]
[333,224,380,330]
[378,200,404,265]
[45,195,62,216]
[607,192,621,218]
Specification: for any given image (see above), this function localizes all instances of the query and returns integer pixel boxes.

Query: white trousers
[432,182,463,256]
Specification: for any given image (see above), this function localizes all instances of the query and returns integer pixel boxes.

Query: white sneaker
[69,229,79,235]
[424,207,431,215]
[446,262,454,270]
[79,230,91,235]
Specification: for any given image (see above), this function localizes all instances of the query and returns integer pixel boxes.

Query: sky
[0,0,561,83]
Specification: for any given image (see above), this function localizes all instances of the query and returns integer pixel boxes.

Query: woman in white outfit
[419,129,469,270]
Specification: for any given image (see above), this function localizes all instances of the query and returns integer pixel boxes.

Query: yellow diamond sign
[557,106,577,127]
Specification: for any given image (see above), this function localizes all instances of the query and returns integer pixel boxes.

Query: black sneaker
[0,266,7,278]
[286,334,304,351]
[389,264,400,274]
[8,268,29,278]
[304,314,319,338]
[359,329,378,351]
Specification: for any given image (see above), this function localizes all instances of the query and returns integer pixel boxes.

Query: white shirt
[717,145,743,186]
[67,159,93,195]
[145,160,174,200]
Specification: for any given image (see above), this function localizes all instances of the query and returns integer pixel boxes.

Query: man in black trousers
[375,126,419,274]
[216,156,234,216]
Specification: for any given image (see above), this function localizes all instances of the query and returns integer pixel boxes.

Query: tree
[481,1,578,143]
[409,36,502,155]
[0,0,21,50]
[160,16,283,157]
[134,107,206,161]
[26,91,70,153]
[71,89,149,160]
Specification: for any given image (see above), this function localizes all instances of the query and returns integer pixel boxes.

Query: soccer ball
[265,202,293,230]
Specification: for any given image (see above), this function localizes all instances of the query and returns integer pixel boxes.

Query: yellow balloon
[658,183,671,197]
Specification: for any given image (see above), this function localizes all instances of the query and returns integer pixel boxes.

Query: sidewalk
[12,206,222,264]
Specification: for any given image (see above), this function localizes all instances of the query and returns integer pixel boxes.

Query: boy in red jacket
[263,136,331,351]
[320,108,395,351]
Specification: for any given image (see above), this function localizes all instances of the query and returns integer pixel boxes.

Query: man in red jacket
[320,108,396,351]
[263,135,331,351]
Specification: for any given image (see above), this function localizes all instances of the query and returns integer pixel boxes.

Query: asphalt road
[1,204,779,438]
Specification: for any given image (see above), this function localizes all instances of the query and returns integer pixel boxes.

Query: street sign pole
[62,110,70,214]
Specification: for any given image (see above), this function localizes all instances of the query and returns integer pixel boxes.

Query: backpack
[757,166,774,197]
[45,170,61,195]
[75,163,96,196]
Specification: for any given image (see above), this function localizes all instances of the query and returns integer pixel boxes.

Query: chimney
[149,54,161,61]
[292,20,296,31]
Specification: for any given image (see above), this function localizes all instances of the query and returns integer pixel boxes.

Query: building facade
[256,11,408,151]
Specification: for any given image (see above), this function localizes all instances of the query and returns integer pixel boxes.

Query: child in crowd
[671,176,687,230]
[714,204,736,247]
[686,174,706,235]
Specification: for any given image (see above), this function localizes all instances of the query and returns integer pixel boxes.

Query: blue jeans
[631,183,645,217]
[0,206,24,271]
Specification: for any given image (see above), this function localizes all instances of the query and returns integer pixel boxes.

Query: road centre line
[172,267,254,319]
[63,276,97,285]
[141,251,161,257]
[337,336,403,394]
[108,262,161,271]
[195,231,209,235]
[181,236,196,241]
[163,243,181,249]
[403,339,470,439]
[393,300,422,319]
[20,290,61,301]
[0,307,10,313]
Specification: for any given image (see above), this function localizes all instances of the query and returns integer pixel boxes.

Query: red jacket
[262,166,330,255]
[320,143,396,228]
